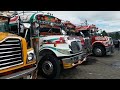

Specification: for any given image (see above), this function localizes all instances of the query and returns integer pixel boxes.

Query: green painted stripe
[41,46,57,51]
[41,46,70,55]
[30,13,36,22]
[9,23,18,26]
[49,38,59,41]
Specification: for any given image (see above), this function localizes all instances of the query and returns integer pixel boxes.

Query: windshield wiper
[48,28,52,33]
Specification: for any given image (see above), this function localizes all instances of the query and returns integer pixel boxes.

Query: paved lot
[38,48,120,79]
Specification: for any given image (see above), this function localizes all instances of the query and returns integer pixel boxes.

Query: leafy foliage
[108,32,120,39]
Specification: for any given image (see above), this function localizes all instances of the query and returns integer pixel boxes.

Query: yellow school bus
[0,12,37,79]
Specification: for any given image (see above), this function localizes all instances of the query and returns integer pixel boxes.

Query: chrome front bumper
[105,45,114,55]
[0,65,37,79]
[60,52,87,69]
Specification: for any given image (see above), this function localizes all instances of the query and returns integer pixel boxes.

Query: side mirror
[50,23,54,27]
[20,25,25,33]
[62,30,67,35]
[24,23,31,29]
[34,22,39,28]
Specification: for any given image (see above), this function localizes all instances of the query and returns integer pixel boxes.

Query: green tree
[109,33,116,39]
[101,30,108,36]
[115,32,120,39]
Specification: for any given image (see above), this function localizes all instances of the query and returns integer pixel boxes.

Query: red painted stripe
[10,16,18,22]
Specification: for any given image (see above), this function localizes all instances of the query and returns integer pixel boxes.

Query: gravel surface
[38,48,120,79]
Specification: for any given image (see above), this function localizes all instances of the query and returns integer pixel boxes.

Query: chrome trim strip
[0,57,22,62]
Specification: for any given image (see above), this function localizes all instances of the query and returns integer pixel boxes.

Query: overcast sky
[42,11,120,33]
[17,11,120,33]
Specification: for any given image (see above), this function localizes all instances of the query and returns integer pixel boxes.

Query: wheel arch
[37,49,62,79]
[38,49,63,69]
[92,42,106,56]
[93,42,105,49]
[39,49,57,57]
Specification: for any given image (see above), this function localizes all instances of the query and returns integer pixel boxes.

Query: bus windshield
[75,31,84,37]
[63,26,76,36]
[0,16,9,32]
[39,27,61,35]
[81,29,102,37]
[81,30,90,37]
[94,30,102,36]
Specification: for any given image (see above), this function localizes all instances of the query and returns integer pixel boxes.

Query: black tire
[38,54,61,79]
[93,46,106,56]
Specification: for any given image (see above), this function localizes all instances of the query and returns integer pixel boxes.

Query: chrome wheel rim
[42,61,53,75]
[95,48,102,56]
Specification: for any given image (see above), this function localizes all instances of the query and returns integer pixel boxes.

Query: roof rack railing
[8,11,55,17]
[0,11,17,17]
[17,11,45,15]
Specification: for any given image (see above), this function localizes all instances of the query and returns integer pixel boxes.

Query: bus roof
[76,24,98,32]
[63,21,76,28]
[19,12,62,23]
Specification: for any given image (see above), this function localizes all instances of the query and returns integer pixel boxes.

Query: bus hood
[0,32,19,41]
[40,35,83,54]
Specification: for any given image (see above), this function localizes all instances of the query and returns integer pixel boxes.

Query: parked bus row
[0,11,114,79]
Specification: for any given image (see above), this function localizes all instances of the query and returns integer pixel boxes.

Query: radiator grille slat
[0,38,23,70]
[70,41,81,54]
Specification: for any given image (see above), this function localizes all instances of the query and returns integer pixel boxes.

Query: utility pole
[85,19,88,26]
[18,15,21,35]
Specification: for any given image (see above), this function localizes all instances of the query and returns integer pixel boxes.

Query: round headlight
[28,53,34,61]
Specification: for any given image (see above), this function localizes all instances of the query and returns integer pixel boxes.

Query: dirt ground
[38,48,120,79]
